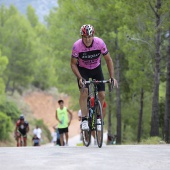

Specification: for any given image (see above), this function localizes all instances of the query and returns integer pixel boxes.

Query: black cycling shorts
[77,65,105,92]
[58,127,68,134]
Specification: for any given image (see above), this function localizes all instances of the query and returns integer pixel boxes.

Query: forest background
[0,0,170,146]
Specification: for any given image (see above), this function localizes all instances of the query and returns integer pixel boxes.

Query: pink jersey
[71,37,108,70]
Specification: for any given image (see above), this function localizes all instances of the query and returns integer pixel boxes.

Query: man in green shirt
[56,100,73,146]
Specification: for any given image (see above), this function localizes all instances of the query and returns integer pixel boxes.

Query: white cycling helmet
[80,24,95,36]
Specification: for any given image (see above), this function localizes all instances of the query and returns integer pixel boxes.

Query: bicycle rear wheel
[95,100,103,148]
[82,130,91,147]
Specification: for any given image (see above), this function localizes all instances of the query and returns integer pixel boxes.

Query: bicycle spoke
[82,130,91,147]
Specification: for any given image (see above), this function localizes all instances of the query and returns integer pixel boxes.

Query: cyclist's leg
[98,91,105,108]
[77,66,89,117]
[16,131,21,147]
[91,65,105,107]
[23,136,27,146]
[77,66,90,130]
[91,130,95,139]
[79,88,88,118]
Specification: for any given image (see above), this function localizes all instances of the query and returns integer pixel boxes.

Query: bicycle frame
[17,135,24,146]
[83,79,110,148]
[17,131,26,147]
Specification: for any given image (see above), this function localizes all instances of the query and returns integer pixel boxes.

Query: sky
[0,0,58,23]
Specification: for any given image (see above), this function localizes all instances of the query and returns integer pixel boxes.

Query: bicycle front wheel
[82,130,91,147]
[95,100,103,148]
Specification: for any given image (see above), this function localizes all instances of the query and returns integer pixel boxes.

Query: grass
[140,136,166,144]
[76,142,84,146]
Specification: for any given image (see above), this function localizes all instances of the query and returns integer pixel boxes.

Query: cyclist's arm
[26,126,29,133]
[104,53,118,88]
[70,58,82,80]
[14,126,17,133]
[103,53,114,79]
[14,121,20,133]
[14,125,18,137]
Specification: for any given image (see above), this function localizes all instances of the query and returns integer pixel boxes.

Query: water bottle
[61,116,64,124]
[90,97,95,107]
[89,108,93,118]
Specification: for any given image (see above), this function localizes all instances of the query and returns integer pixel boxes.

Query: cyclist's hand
[79,78,85,88]
[109,78,118,91]
[113,78,118,88]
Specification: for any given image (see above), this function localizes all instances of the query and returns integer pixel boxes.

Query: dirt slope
[24,91,80,138]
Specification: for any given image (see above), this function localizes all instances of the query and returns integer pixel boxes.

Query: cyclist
[71,24,118,131]
[14,115,29,147]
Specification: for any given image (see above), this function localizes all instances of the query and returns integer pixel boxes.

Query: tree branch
[148,0,159,18]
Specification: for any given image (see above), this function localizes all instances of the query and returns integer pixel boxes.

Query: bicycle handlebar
[83,79,114,92]
[84,80,110,85]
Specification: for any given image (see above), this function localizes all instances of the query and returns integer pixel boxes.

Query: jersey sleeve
[100,39,108,56]
[71,44,79,58]
[16,120,20,126]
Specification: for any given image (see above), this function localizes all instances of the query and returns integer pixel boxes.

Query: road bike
[16,131,26,147]
[82,79,111,148]
[18,134,25,146]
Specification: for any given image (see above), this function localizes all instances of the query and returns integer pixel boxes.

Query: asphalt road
[0,144,170,170]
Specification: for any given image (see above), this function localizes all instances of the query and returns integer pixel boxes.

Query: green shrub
[140,136,165,144]
[0,112,12,140]
[0,101,20,122]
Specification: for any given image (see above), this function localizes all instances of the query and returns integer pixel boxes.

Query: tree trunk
[115,30,121,144]
[150,0,161,136]
[107,85,112,144]
[137,88,144,143]
[5,77,10,93]
[164,27,170,143]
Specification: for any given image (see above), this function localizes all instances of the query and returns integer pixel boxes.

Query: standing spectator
[51,128,57,145]
[56,99,73,146]
[32,134,40,146]
[52,125,62,146]
[33,125,42,145]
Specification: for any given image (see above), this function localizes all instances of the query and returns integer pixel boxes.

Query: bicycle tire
[20,137,24,147]
[95,100,103,148]
[82,129,91,147]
